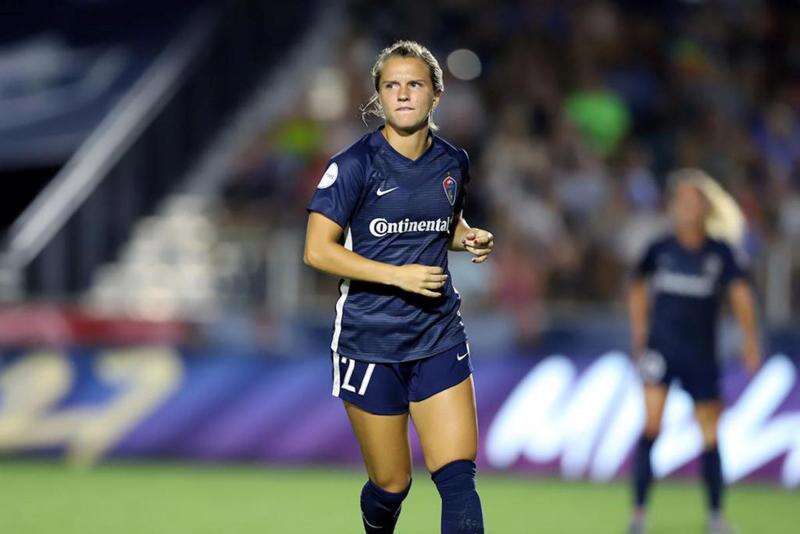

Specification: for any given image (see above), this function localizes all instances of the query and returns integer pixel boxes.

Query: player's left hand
[462,229,494,263]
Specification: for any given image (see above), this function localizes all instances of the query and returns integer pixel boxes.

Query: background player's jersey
[307,126,469,363]
[634,235,748,360]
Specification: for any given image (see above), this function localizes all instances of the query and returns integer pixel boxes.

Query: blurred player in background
[627,169,761,534]
[304,41,493,533]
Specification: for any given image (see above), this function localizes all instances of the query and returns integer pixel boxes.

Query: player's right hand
[392,264,447,297]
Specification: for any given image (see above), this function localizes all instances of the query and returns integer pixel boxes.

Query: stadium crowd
[219,1,800,343]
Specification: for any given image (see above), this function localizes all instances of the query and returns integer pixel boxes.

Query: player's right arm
[628,277,649,361]
[628,241,657,360]
[304,212,447,298]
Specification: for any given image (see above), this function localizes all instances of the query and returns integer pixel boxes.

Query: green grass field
[0,461,797,533]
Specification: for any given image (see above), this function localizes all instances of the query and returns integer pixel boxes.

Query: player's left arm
[449,214,494,263]
[728,279,761,375]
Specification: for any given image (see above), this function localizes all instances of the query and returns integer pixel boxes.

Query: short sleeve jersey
[634,235,748,359]
[307,126,470,363]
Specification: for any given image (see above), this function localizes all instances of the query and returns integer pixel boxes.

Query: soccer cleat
[707,515,737,534]
[627,515,645,534]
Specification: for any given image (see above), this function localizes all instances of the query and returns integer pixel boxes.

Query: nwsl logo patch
[442,175,457,206]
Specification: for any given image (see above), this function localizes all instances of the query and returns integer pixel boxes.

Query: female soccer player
[627,169,761,534]
[304,41,493,533]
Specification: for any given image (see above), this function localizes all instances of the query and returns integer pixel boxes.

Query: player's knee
[696,404,721,447]
[643,422,661,439]
[431,459,484,532]
[431,459,477,497]
[700,425,718,448]
[363,476,412,501]
[371,472,412,494]
[427,448,478,474]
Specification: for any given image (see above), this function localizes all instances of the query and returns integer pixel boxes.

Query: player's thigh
[643,383,668,436]
[694,400,723,447]
[344,401,412,492]
[409,375,478,473]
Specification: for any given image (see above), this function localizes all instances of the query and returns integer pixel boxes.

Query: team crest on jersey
[442,175,457,206]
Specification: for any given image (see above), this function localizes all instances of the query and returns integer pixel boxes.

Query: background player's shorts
[638,347,720,402]
[331,342,473,415]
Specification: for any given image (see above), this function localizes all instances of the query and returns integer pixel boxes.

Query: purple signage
[0,347,797,487]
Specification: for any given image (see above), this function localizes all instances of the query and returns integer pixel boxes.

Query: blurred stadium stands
[0,3,798,530]
[0,0,311,305]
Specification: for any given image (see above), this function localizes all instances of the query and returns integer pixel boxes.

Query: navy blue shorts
[638,347,720,402]
[331,342,473,415]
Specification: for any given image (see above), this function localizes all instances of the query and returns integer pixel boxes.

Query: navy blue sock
[360,479,411,533]
[431,459,484,533]
[633,436,655,508]
[700,446,723,512]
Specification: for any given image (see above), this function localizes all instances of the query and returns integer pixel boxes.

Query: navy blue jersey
[634,235,748,360]
[307,126,469,363]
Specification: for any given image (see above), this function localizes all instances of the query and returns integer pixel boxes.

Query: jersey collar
[374,125,437,165]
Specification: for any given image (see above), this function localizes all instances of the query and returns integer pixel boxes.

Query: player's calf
[361,478,411,533]
[695,401,724,517]
[701,446,723,514]
[431,459,484,533]
[633,435,656,509]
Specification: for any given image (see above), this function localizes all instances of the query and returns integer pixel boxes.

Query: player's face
[671,182,709,231]
[378,57,439,133]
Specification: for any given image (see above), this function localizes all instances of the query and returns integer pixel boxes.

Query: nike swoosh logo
[457,352,468,361]
[376,186,399,196]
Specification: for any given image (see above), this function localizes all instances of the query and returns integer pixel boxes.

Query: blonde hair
[361,40,444,130]
[669,168,746,246]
